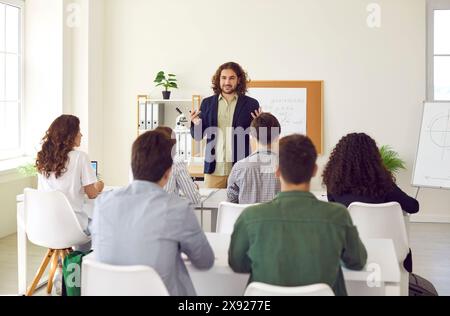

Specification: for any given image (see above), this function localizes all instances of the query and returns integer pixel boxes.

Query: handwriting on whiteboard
[248,88,307,136]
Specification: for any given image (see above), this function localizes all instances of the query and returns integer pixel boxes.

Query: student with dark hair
[322,133,419,213]
[322,132,419,272]
[91,130,214,296]
[228,134,367,296]
[226,113,281,204]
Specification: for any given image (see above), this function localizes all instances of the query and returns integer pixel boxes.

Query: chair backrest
[244,282,335,296]
[348,202,409,263]
[216,202,255,234]
[81,259,169,296]
[24,188,90,249]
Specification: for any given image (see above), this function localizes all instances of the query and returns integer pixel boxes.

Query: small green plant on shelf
[154,71,178,100]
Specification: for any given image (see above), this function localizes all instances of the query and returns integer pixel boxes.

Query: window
[427,0,450,101]
[0,0,22,160]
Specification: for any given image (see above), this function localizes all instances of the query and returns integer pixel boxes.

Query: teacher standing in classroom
[190,62,261,188]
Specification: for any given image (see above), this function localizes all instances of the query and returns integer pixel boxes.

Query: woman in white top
[155,126,201,205]
[36,115,104,233]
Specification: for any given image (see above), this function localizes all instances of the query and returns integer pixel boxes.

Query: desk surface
[200,189,328,209]
[209,233,399,282]
[187,233,400,295]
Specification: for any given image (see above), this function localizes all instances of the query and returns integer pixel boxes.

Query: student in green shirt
[228,134,367,296]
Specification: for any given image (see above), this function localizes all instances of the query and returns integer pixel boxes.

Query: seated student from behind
[322,132,419,272]
[226,113,281,204]
[228,134,367,296]
[36,115,104,238]
[155,126,201,205]
[91,130,214,296]
[322,133,419,213]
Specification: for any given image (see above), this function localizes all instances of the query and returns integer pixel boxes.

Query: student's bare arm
[84,181,104,199]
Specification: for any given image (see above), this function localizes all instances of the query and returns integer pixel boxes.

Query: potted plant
[379,145,406,176]
[154,71,178,100]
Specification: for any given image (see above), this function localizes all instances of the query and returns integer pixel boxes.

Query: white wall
[66,0,89,150]
[63,0,104,166]
[87,0,105,168]
[0,175,34,238]
[100,0,449,222]
[24,0,64,155]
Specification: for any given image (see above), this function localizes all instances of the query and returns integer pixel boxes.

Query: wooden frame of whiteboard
[248,81,324,154]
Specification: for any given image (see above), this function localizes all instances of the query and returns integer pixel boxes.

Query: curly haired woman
[36,115,104,235]
[323,132,419,272]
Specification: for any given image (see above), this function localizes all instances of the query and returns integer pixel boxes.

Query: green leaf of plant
[17,163,37,177]
[379,145,406,175]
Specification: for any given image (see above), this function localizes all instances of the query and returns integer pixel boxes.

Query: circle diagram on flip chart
[413,102,450,189]
[429,113,450,150]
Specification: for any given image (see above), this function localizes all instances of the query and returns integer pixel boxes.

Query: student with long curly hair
[322,133,419,213]
[190,62,261,189]
[36,115,104,233]
[322,132,419,272]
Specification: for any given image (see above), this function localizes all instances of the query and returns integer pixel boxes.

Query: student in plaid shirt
[226,113,281,204]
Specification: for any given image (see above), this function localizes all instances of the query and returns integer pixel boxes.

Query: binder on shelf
[152,103,165,129]
[145,102,153,130]
[180,131,187,161]
[176,132,182,159]
[186,132,192,159]
[138,101,147,130]
[175,130,192,162]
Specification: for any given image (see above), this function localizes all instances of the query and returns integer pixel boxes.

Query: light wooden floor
[1,223,449,296]
[409,223,450,296]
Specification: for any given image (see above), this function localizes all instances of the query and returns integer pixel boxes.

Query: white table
[197,190,328,232]
[187,233,401,296]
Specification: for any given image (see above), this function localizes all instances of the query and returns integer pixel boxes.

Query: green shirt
[228,191,367,296]
[213,94,238,176]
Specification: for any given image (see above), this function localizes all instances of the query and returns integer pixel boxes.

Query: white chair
[216,202,255,234]
[81,259,169,296]
[24,188,91,296]
[348,202,410,296]
[244,282,335,296]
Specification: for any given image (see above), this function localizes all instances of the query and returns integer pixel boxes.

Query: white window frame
[0,0,24,161]
[427,0,450,101]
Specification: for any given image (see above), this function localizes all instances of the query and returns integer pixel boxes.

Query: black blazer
[191,94,260,175]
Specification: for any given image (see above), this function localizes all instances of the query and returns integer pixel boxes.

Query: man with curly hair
[190,62,261,188]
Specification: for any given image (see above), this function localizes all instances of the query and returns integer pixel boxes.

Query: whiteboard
[247,88,307,137]
[412,102,450,189]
